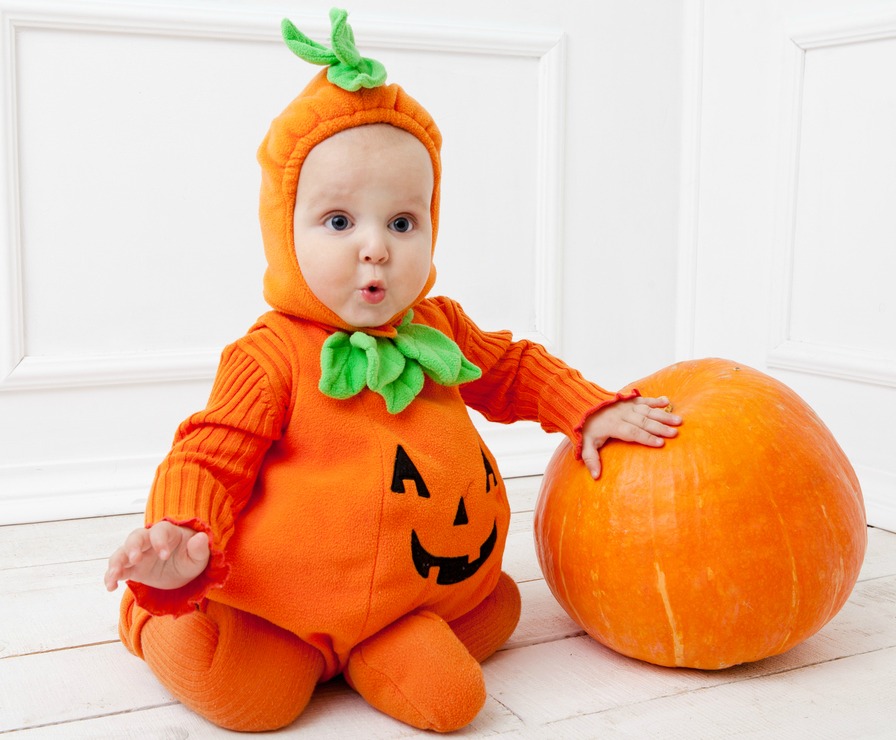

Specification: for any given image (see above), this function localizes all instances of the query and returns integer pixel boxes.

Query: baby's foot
[345,610,485,731]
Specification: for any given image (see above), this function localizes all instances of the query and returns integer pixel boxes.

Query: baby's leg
[448,571,521,662]
[345,610,485,732]
[119,590,324,732]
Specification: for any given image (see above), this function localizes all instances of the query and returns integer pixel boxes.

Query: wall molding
[767,12,896,388]
[0,348,220,392]
[0,453,159,525]
[0,422,559,525]
[787,12,896,51]
[769,341,896,388]
[674,0,704,361]
[0,0,566,389]
[532,31,566,352]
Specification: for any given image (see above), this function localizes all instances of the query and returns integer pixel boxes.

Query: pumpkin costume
[119,9,634,733]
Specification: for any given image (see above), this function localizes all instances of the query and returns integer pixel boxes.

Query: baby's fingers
[626,424,667,448]
[624,411,679,448]
[148,520,186,561]
[636,397,682,433]
[185,530,210,567]
[580,443,603,480]
[637,397,682,423]
[105,529,150,591]
[104,549,129,591]
[637,395,672,409]
[645,412,681,438]
[120,527,153,567]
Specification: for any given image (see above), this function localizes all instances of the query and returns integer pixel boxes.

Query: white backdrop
[0,0,683,524]
[4,0,891,531]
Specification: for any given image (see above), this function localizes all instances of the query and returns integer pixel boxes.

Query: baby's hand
[580,396,682,479]
[104,521,210,592]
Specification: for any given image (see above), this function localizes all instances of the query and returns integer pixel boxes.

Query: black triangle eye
[453,498,469,526]
[481,449,497,493]
[391,445,430,498]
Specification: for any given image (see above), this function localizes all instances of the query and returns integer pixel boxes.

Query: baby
[104,9,680,733]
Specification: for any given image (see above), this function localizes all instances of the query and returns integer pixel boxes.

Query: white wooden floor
[2,476,895,739]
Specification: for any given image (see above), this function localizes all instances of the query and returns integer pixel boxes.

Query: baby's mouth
[360,281,386,305]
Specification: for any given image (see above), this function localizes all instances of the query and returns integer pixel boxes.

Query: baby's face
[293,124,434,328]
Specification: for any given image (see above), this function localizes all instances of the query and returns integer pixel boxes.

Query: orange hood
[257,69,442,338]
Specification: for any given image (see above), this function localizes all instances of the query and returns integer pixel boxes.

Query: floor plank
[0,558,119,659]
[860,526,896,580]
[0,514,142,571]
[1,481,894,738]
[0,642,173,734]
[535,646,896,739]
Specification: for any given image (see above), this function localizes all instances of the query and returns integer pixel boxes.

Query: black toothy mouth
[410,521,498,585]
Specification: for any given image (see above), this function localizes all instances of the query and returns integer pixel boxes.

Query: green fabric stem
[319,312,482,413]
[281,8,387,92]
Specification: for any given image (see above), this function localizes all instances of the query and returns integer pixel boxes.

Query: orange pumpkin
[534,358,867,669]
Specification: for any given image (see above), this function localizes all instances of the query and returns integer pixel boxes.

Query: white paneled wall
[0,1,685,523]
[769,18,896,386]
[685,0,896,530]
[6,0,892,530]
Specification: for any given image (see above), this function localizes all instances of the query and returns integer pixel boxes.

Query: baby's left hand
[581,396,682,479]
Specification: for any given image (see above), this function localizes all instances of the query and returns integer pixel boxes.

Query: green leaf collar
[281,8,387,92]
[319,312,482,413]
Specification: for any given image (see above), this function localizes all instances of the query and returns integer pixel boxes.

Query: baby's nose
[360,232,389,263]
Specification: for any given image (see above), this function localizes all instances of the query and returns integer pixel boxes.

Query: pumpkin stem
[280,8,387,92]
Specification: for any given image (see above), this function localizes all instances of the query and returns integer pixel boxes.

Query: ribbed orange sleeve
[128,326,292,615]
[427,297,638,458]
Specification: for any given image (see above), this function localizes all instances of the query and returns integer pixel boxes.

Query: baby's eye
[324,214,352,231]
[389,216,414,234]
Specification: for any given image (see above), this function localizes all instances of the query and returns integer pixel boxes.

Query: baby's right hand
[104,521,210,592]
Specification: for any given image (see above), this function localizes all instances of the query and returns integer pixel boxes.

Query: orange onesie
[118,10,632,733]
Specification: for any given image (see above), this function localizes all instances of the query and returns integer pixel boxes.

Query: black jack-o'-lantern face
[391,444,499,585]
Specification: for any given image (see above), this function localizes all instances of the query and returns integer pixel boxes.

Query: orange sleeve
[426,297,638,458]
[128,325,293,616]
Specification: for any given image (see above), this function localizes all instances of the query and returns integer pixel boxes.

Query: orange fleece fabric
[258,68,441,338]
[128,297,629,679]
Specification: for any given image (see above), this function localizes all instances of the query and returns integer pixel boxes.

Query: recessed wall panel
[788,38,896,360]
[17,28,276,357]
[16,28,539,360]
